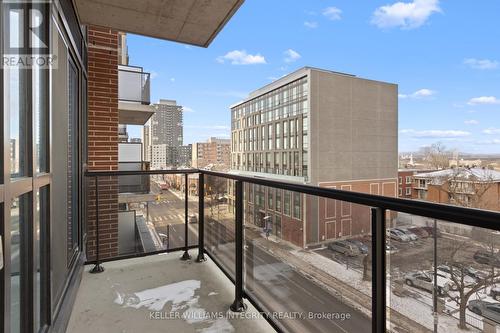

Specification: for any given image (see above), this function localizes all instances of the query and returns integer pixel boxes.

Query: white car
[395,228,418,241]
[387,229,410,242]
[404,271,451,295]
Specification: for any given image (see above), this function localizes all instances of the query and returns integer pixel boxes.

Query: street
[205,219,372,333]
[146,184,198,249]
[146,188,371,332]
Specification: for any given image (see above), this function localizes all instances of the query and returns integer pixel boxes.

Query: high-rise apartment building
[147,99,185,168]
[192,137,231,169]
[231,67,398,247]
[150,99,183,147]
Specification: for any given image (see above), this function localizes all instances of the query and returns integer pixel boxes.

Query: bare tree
[420,142,451,170]
[443,240,500,329]
[437,168,496,210]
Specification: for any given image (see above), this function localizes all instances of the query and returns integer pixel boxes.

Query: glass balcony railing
[118,65,150,104]
[85,169,500,333]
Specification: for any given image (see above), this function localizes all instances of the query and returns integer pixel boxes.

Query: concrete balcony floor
[67,252,275,333]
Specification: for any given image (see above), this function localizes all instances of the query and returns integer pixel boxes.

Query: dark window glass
[67,58,79,263]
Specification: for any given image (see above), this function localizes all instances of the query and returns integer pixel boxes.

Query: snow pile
[113,280,234,332]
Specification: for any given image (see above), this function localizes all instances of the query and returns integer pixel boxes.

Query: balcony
[118,65,155,125]
[81,169,500,333]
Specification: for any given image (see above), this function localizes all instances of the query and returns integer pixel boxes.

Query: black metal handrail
[87,169,500,230]
[84,169,500,333]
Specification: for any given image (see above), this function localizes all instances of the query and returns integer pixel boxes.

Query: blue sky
[126,0,500,154]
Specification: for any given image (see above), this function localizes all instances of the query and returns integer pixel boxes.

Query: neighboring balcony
[80,169,500,333]
[118,65,155,125]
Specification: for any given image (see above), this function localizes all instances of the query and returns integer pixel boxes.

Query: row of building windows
[248,185,302,220]
[232,117,308,153]
[232,151,308,177]
[398,176,412,184]
[231,77,308,121]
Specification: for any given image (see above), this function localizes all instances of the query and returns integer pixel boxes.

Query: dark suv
[473,250,500,267]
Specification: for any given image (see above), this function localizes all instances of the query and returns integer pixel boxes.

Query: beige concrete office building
[230,67,398,247]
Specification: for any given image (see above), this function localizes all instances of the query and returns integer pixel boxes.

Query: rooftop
[415,168,500,182]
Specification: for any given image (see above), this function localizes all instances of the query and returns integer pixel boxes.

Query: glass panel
[32,3,48,173]
[35,186,49,331]
[204,175,235,278]
[244,187,373,332]
[10,193,30,333]
[89,173,199,260]
[387,214,500,332]
[67,58,79,262]
[6,7,28,178]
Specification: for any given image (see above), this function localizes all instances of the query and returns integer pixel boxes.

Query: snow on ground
[290,249,497,332]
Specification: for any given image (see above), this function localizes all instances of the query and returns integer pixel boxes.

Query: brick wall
[86,25,119,260]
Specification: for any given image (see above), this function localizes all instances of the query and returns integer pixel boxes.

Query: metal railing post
[90,176,104,273]
[371,207,386,333]
[196,173,206,262]
[181,173,191,260]
[230,180,246,312]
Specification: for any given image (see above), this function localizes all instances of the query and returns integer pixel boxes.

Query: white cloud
[183,106,195,113]
[475,139,500,145]
[216,50,266,65]
[304,21,319,29]
[150,71,159,79]
[399,88,436,99]
[284,49,301,63]
[322,7,342,21]
[483,128,500,135]
[464,120,479,125]
[400,129,471,138]
[467,96,500,105]
[371,0,441,29]
[170,77,175,82]
[464,58,498,70]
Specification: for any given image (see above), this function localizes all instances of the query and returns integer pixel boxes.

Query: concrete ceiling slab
[74,0,244,47]
[118,102,155,125]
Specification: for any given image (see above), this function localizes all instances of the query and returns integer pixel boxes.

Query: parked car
[386,229,410,242]
[467,300,500,323]
[463,266,488,281]
[328,240,361,256]
[420,226,442,238]
[490,287,500,301]
[346,239,369,254]
[404,271,451,295]
[188,214,198,223]
[436,265,476,288]
[408,227,430,238]
[473,250,500,267]
[394,228,418,241]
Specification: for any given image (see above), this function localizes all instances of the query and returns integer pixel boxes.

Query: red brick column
[86,25,119,260]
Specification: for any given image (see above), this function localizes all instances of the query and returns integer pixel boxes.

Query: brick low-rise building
[412,168,500,211]
[397,168,433,199]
